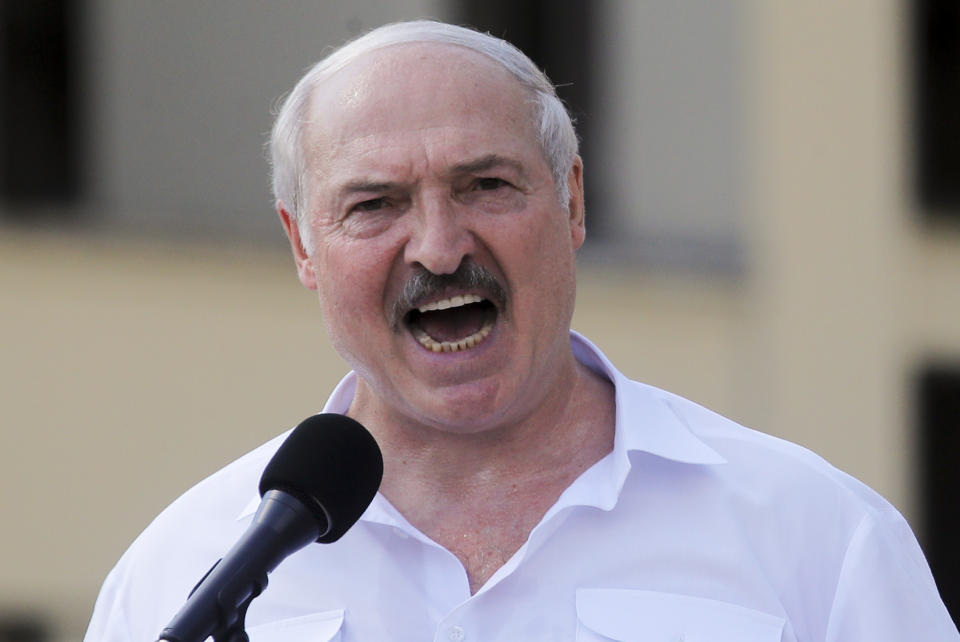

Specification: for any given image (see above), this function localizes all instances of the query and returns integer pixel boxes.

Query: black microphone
[158,414,383,642]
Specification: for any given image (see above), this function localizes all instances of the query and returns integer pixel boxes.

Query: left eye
[352,198,387,212]
[474,177,508,191]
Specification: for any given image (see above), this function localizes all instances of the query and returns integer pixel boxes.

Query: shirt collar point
[569,332,727,467]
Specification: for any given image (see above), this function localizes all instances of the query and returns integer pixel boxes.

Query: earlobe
[277,202,319,291]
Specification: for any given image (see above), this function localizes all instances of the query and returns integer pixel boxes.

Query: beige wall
[744,0,960,518]
[0,230,750,639]
[2,1,959,640]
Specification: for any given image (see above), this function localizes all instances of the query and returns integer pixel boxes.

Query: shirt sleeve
[824,509,959,641]
[83,561,135,642]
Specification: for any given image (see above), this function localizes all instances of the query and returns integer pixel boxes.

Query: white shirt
[85,333,958,641]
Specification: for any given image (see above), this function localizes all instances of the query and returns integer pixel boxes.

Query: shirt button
[448,625,466,641]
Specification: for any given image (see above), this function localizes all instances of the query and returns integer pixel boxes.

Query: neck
[347,348,615,592]
[353,346,613,491]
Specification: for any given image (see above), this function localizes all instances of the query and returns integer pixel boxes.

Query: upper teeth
[418,294,483,313]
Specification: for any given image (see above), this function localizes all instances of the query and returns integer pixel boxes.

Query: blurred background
[1,0,958,639]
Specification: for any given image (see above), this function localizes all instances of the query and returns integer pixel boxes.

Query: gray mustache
[392,262,507,325]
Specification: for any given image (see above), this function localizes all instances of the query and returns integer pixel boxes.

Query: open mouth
[405,293,498,353]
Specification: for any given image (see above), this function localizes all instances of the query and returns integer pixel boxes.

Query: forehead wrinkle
[325,130,524,186]
[324,138,432,198]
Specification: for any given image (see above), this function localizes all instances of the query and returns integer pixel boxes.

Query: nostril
[405,249,473,277]
[404,213,475,275]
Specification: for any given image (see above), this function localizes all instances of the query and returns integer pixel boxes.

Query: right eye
[352,198,387,213]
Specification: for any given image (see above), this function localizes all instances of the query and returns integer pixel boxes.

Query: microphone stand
[156,414,383,642]
[158,556,265,642]
[158,490,321,642]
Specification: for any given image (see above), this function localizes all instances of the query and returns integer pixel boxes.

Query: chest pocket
[246,608,344,642]
[576,589,784,642]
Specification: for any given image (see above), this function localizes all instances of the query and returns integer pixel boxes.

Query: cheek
[515,212,576,274]
[314,243,393,324]
[495,213,578,323]
[319,265,370,312]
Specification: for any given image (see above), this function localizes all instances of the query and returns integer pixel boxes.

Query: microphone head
[259,414,383,543]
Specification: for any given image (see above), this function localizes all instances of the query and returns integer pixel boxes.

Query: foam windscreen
[259,414,383,543]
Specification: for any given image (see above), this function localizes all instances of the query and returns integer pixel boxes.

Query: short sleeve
[83,561,134,642]
[825,511,959,641]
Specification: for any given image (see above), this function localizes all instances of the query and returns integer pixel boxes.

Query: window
[0,0,82,213]
[913,0,960,217]
[918,363,960,624]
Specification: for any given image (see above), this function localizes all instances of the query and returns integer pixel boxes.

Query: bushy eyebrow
[334,154,528,199]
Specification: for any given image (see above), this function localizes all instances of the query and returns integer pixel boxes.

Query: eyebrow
[451,154,527,177]
[338,180,398,197]
[334,154,528,198]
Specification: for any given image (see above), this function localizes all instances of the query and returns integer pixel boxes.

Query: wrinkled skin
[279,43,587,439]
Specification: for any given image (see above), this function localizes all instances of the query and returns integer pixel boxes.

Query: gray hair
[269,19,579,250]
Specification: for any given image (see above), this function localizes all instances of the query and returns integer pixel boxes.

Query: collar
[238,331,724,522]
[569,330,726,466]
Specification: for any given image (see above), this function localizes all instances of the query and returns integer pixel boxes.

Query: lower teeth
[413,319,494,353]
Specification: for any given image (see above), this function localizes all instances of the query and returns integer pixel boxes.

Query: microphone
[158,414,383,642]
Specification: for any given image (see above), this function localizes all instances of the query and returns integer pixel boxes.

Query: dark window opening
[0,614,48,642]
[0,0,83,213]
[912,0,960,218]
[917,362,960,625]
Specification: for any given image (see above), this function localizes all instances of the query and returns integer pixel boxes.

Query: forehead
[302,43,541,182]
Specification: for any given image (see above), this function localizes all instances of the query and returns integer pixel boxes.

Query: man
[86,20,958,641]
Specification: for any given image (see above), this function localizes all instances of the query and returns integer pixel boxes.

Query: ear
[566,155,586,250]
[277,202,318,291]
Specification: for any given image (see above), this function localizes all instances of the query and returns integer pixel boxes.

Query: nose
[403,195,475,275]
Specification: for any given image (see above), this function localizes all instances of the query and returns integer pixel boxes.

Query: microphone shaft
[158,491,321,642]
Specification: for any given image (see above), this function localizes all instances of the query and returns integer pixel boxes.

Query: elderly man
[86,20,957,642]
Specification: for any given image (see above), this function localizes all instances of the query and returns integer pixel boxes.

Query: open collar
[238,331,724,522]
[570,331,726,466]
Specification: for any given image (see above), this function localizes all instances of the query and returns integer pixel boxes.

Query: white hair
[269,20,579,250]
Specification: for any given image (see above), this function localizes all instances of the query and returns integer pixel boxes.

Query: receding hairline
[295,41,547,201]
[270,20,580,251]
[298,40,541,147]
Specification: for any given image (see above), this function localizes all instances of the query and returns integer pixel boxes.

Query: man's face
[281,43,585,433]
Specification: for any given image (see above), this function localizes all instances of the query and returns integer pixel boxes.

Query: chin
[403,380,523,435]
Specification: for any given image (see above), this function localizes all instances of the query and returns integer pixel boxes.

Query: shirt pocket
[246,608,345,642]
[576,589,785,642]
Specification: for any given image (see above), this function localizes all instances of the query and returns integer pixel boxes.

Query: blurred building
[1,1,958,639]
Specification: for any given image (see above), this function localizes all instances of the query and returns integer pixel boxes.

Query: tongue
[417,304,486,342]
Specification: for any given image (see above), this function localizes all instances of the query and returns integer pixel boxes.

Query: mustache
[392,262,507,326]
